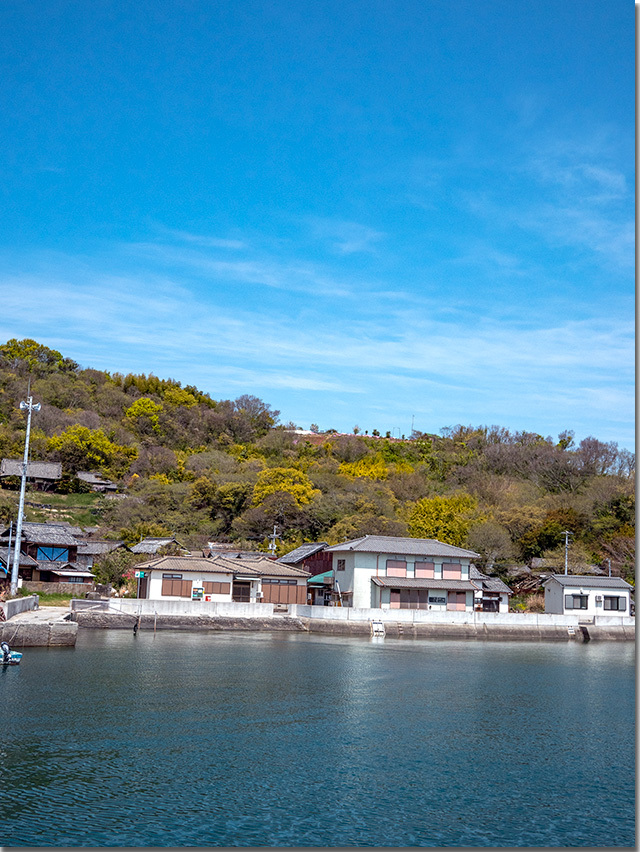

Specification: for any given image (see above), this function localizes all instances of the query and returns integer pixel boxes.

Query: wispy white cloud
[307,217,386,255]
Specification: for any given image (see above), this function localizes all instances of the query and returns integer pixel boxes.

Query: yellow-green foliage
[252,467,320,507]
[407,493,479,546]
[123,397,163,433]
[47,425,137,477]
[164,387,198,408]
[339,455,390,480]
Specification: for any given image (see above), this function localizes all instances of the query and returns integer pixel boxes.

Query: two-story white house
[543,574,633,616]
[325,535,480,612]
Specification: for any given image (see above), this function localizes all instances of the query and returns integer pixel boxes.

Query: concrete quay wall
[70,599,634,641]
[1,619,78,647]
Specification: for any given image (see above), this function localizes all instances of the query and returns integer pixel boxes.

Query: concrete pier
[1,606,78,646]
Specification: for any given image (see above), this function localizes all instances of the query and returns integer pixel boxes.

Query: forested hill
[0,338,635,581]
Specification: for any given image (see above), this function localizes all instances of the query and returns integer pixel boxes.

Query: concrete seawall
[69,605,634,642]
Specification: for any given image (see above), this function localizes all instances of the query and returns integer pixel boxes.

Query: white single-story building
[325,534,480,611]
[134,554,309,604]
[543,574,633,616]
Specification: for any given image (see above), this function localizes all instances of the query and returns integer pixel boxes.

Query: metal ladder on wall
[370,619,385,638]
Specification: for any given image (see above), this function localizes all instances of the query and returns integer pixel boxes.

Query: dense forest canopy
[0,339,634,582]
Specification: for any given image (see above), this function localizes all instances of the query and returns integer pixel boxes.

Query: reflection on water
[0,631,634,847]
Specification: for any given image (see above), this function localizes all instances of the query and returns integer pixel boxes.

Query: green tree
[0,338,78,373]
[47,425,137,476]
[407,493,479,546]
[252,467,320,507]
[92,549,144,589]
[123,397,163,435]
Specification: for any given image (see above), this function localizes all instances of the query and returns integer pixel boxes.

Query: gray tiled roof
[130,537,184,554]
[326,535,479,559]
[469,566,512,594]
[0,459,62,479]
[0,547,38,568]
[544,574,633,590]
[76,471,118,488]
[136,556,235,574]
[210,555,310,578]
[76,540,127,555]
[136,554,309,580]
[371,577,477,591]
[0,522,77,546]
[477,577,512,594]
[277,542,328,564]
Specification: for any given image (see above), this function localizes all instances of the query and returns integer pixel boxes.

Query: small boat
[2,650,22,666]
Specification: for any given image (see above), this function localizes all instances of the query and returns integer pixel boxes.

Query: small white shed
[543,574,632,616]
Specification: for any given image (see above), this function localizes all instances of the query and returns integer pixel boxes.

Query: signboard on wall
[192,587,203,600]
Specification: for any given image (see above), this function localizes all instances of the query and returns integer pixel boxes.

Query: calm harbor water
[0,630,634,848]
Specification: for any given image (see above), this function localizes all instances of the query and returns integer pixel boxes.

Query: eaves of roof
[371,577,477,591]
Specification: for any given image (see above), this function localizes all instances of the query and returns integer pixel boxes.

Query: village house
[130,536,188,555]
[0,522,95,587]
[325,534,480,611]
[470,566,512,613]
[0,458,62,491]
[543,574,633,616]
[75,539,129,570]
[134,554,309,604]
[75,470,119,492]
[277,542,332,575]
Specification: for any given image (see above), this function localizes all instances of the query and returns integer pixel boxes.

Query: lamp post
[10,395,41,596]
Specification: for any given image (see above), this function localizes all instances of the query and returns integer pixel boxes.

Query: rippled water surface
[0,630,634,847]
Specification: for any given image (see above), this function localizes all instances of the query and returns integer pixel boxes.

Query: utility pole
[267,525,279,555]
[561,530,573,576]
[10,393,41,596]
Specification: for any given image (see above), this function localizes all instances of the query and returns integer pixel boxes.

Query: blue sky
[0,1,634,447]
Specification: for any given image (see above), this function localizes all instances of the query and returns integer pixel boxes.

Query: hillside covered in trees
[0,338,634,584]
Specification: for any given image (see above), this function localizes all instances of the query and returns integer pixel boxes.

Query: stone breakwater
[69,610,634,642]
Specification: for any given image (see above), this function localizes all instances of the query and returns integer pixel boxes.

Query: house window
[336,559,346,571]
[414,561,435,578]
[37,546,69,562]
[603,596,626,611]
[442,563,462,580]
[161,574,191,597]
[447,591,467,611]
[564,595,588,610]
[203,581,231,595]
[66,576,86,584]
[386,560,407,578]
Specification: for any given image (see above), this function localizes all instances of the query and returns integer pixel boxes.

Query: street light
[10,395,41,596]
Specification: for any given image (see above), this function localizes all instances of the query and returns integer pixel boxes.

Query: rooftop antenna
[10,389,41,596]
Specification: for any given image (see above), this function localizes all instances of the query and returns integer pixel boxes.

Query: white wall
[544,580,630,616]
[333,551,474,610]
[147,570,234,602]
